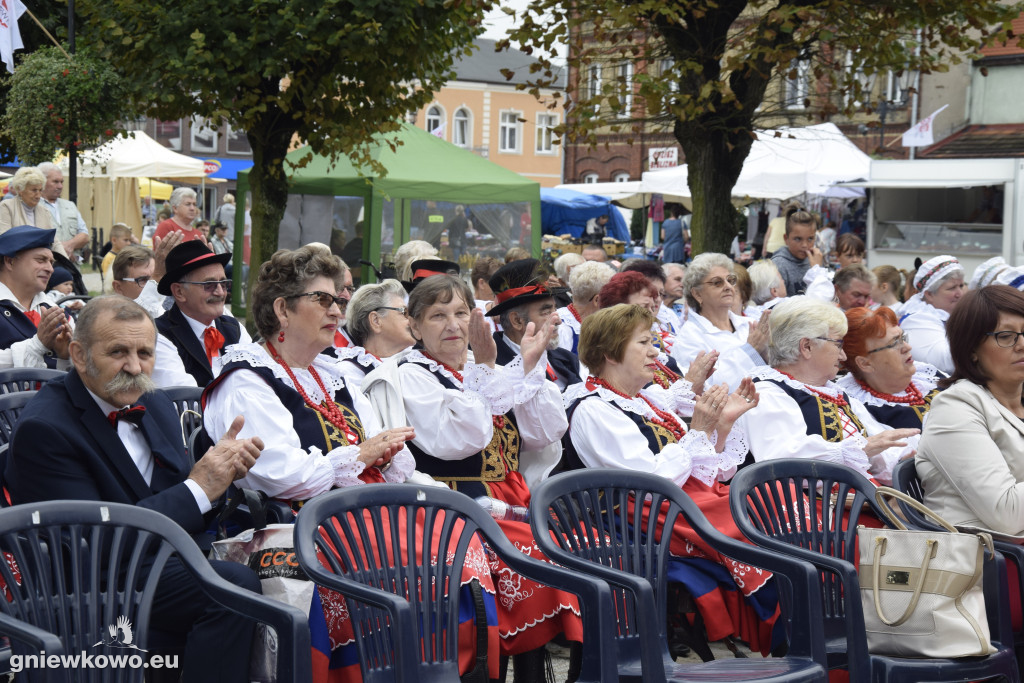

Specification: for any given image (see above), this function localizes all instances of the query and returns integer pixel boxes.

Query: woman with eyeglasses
[671,252,770,391]
[335,278,414,385]
[735,296,919,485]
[368,272,582,681]
[918,285,1024,534]
[834,306,945,431]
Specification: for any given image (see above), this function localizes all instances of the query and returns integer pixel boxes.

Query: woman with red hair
[835,305,945,430]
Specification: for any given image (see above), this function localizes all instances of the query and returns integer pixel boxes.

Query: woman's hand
[468,308,497,368]
[684,350,719,395]
[718,378,760,429]
[746,309,771,360]
[864,428,919,458]
[357,426,416,468]
[520,311,558,375]
[690,384,727,434]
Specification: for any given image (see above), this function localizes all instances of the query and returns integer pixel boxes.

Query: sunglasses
[288,291,346,310]
[179,279,231,294]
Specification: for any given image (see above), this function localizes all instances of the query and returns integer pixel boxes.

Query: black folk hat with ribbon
[403,259,460,293]
[486,258,552,318]
[158,240,232,296]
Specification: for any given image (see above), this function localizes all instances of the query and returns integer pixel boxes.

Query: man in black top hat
[486,258,581,487]
[152,241,251,387]
[402,258,460,293]
[0,225,73,369]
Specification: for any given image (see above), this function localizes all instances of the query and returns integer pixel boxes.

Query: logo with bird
[93,615,147,651]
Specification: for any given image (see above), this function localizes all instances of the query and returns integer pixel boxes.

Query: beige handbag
[857,486,996,658]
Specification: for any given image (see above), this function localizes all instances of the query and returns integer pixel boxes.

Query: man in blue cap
[0,225,72,369]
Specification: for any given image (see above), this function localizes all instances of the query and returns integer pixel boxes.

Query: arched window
[613,172,630,182]
[426,105,444,136]
[453,108,471,147]
[582,173,600,184]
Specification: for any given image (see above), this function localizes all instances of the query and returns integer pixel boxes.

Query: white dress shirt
[670,309,763,391]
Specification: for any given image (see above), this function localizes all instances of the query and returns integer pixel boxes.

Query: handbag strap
[871,536,938,626]
[873,486,958,532]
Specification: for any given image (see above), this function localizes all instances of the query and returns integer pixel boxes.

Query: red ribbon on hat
[494,284,548,305]
[413,269,446,280]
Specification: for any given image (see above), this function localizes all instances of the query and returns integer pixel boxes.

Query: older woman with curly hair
[834,306,945,431]
[0,167,68,257]
[736,296,919,484]
[671,252,769,390]
[557,260,614,355]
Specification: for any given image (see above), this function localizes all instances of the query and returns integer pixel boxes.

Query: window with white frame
[190,117,218,153]
[613,172,630,182]
[660,59,678,92]
[155,119,182,151]
[586,65,602,112]
[426,105,444,136]
[453,108,471,147]
[536,113,558,154]
[226,123,251,155]
[784,60,811,110]
[499,111,522,153]
[582,173,599,184]
[617,62,634,117]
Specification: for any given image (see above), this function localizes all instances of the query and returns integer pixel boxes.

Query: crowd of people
[2,191,1024,683]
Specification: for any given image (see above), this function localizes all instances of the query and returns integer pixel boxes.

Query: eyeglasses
[867,332,910,353]
[179,279,231,294]
[119,275,151,287]
[700,275,738,288]
[375,306,407,315]
[815,336,845,349]
[986,330,1024,348]
[341,285,357,295]
[287,291,346,310]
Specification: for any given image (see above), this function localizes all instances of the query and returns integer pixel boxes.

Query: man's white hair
[748,260,781,305]
[554,252,585,282]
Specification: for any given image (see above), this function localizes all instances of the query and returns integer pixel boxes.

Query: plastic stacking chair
[293,483,618,683]
[0,500,311,683]
[892,457,1024,669]
[730,459,1019,683]
[161,386,206,465]
[529,468,828,683]
[0,368,64,395]
[0,391,36,448]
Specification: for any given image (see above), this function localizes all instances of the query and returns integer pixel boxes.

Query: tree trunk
[677,124,751,257]
[244,123,295,329]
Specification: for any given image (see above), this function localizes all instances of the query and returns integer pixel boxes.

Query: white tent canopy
[556,181,691,209]
[641,122,871,202]
[60,131,208,182]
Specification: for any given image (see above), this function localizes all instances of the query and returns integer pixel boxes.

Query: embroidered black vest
[155,305,242,386]
[400,359,521,499]
[754,377,866,442]
[561,393,679,472]
[0,300,60,368]
[862,387,940,430]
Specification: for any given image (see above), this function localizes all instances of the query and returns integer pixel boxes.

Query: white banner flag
[0,0,25,74]
[901,104,949,147]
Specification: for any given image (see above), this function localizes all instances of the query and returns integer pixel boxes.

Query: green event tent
[234,122,541,302]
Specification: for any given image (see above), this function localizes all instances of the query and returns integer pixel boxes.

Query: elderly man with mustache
[151,241,252,387]
[6,295,265,683]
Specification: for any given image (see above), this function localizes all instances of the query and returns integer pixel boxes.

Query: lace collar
[562,381,657,420]
[405,348,465,386]
[900,293,949,322]
[335,344,381,369]
[221,342,347,404]
[751,365,845,399]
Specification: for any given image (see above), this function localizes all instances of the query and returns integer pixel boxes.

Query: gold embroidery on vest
[913,388,940,421]
[435,415,521,491]
[644,417,679,451]
[815,398,866,442]
[310,402,365,450]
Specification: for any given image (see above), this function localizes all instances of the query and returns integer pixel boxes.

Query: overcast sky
[480,0,567,62]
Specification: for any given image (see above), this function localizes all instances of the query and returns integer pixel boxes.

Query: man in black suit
[7,296,265,683]
[486,259,580,487]
[151,240,252,387]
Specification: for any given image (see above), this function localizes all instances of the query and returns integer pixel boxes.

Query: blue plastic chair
[892,457,1024,668]
[0,368,65,394]
[730,459,1019,683]
[160,386,206,466]
[0,500,312,683]
[0,390,37,448]
[293,483,618,683]
[529,468,828,683]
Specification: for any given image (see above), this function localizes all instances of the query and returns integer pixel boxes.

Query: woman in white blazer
[917,284,1024,534]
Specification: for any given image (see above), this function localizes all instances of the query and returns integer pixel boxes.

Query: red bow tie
[108,405,146,428]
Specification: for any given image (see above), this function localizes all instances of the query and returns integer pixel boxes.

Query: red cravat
[24,310,40,327]
[334,329,350,348]
[203,326,225,365]
[546,363,557,383]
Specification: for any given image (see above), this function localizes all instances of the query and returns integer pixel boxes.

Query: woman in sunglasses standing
[670,252,771,391]
[835,306,945,431]
[918,285,1024,535]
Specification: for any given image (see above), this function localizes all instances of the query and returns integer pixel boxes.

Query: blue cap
[0,225,57,258]
[47,266,73,289]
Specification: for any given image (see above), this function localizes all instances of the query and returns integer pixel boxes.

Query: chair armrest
[984,551,1016,648]
[0,613,69,683]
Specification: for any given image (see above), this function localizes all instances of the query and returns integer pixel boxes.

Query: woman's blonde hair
[578,304,655,375]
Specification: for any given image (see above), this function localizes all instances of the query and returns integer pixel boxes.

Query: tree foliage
[75,0,490,318]
[504,0,1021,254]
[4,46,130,165]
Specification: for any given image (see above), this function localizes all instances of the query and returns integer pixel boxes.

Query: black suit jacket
[493,331,582,387]
[155,304,241,387]
[6,371,208,537]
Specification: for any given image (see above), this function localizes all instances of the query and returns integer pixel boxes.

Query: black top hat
[158,240,232,295]
[485,258,552,318]
[402,259,460,293]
